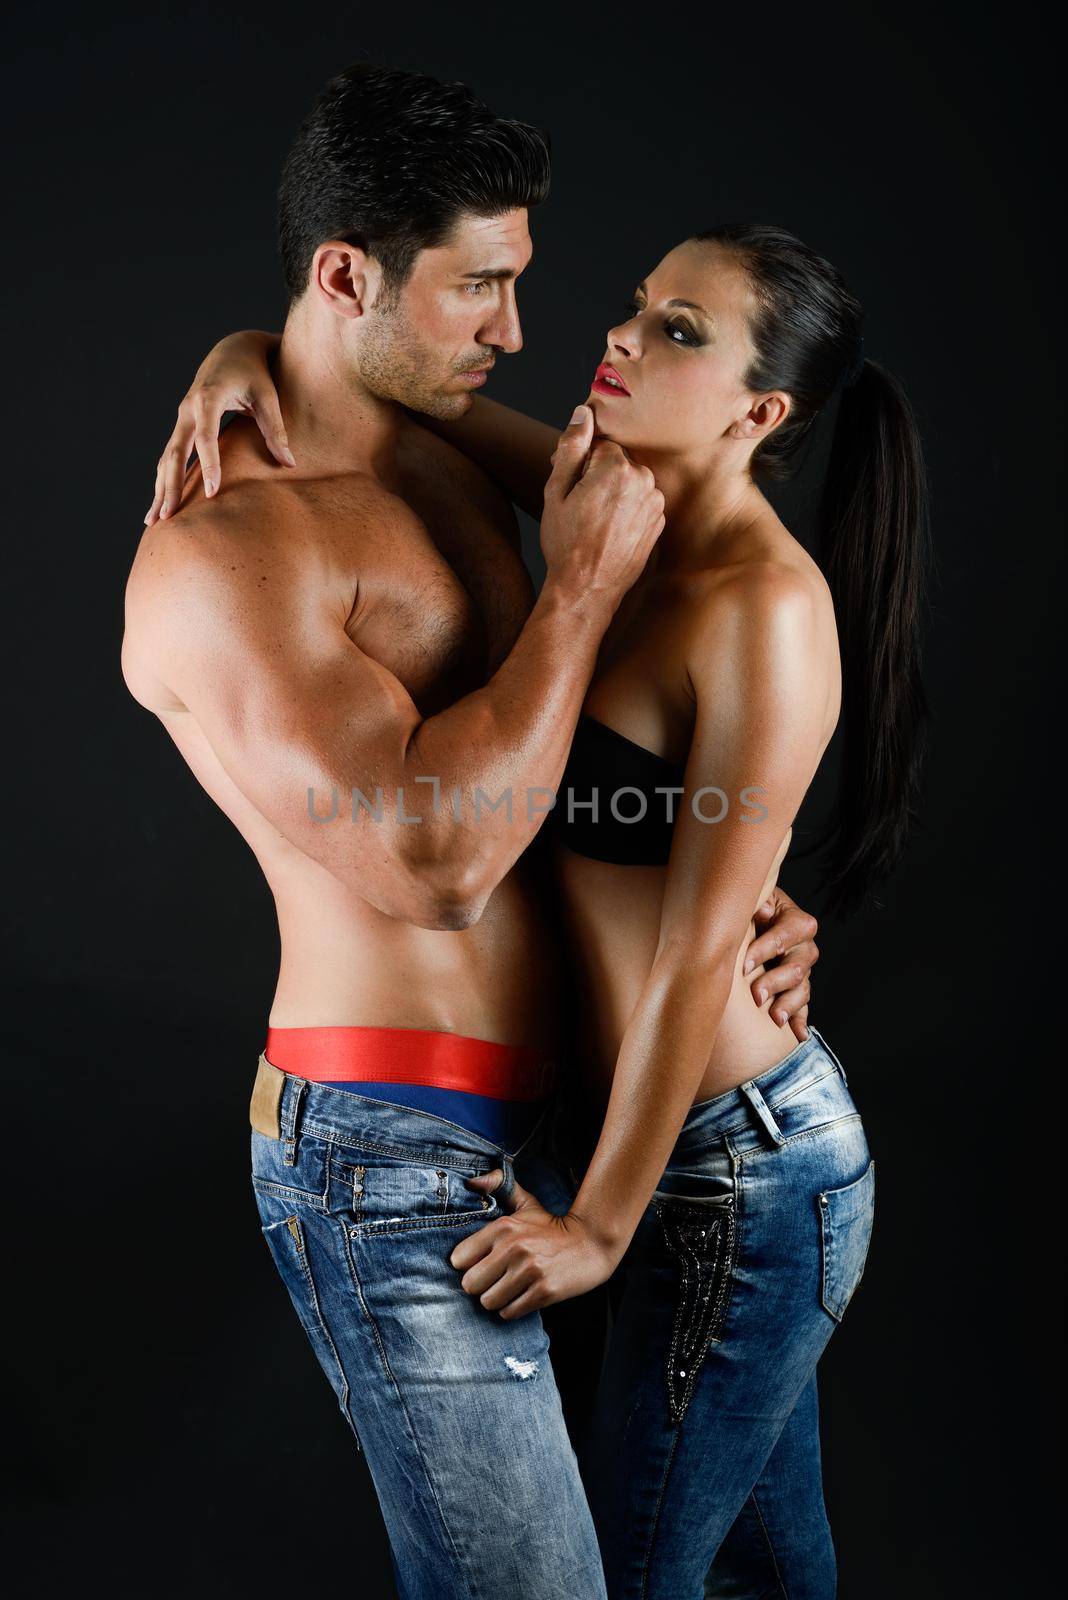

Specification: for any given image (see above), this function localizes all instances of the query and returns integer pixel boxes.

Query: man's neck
[273,315,401,482]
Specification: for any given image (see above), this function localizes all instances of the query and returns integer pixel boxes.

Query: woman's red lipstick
[592,363,631,397]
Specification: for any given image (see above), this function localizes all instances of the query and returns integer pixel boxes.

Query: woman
[146,223,928,1598]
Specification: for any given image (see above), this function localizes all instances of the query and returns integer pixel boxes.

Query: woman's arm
[145,330,563,527]
[417,395,561,521]
[449,565,833,1315]
[145,330,286,526]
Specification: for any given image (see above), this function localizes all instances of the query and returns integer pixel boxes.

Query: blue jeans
[583,1027,875,1599]
[248,1060,606,1600]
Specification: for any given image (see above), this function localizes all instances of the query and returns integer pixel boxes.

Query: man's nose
[482,294,523,354]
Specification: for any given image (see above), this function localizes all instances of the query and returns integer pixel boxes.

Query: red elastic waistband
[264,1025,557,1102]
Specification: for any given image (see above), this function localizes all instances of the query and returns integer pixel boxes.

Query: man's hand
[539,406,665,614]
[743,886,819,1042]
[449,1171,620,1320]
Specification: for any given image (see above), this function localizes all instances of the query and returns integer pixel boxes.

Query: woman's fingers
[145,406,196,525]
[478,1261,539,1313]
[497,1286,545,1321]
[250,383,297,468]
[191,389,230,499]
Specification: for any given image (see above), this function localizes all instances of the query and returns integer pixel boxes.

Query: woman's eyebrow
[636,280,711,318]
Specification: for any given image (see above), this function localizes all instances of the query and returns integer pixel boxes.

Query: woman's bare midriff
[553,840,802,1107]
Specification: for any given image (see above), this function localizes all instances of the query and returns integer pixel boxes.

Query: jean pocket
[651,1188,736,1425]
[251,1127,330,1209]
[257,1204,354,1436]
[330,1155,501,1233]
[818,1158,875,1321]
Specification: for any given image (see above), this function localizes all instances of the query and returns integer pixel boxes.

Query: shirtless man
[123,64,817,1600]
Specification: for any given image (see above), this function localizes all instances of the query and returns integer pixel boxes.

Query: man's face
[357,208,532,419]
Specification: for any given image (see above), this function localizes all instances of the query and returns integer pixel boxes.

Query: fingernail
[204,477,215,497]
[570,404,587,424]
[743,958,754,975]
[283,447,296,467]
[757,987,768,1005]
[159,503,169,518]
[143,511,152,524]
[801,1026,810,1040]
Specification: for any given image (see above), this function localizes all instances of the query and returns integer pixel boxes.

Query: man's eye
[465,281,490,295]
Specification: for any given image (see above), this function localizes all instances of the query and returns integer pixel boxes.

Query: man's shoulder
[128,470,392,582]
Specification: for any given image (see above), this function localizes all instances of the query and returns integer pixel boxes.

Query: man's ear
[728,391,790,444]
[310,241,381,320]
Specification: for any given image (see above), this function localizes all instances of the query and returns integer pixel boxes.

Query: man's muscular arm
[122,409,664,931]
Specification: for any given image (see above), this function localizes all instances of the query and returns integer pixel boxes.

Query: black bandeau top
[546,713,687,866]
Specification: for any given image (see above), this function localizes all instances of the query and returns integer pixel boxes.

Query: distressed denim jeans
[584,1027,875,1600]
[248,1062,606,1600]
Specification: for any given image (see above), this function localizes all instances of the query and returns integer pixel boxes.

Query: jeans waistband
[671,1027,856,1159]
[249,1054,549,1206]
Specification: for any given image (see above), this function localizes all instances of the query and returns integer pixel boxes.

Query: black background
[4,3,1060,1595]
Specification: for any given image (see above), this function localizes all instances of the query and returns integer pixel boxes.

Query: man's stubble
[357,297,478,423]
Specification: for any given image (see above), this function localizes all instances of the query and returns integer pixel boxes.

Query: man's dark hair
[277,63,551,303]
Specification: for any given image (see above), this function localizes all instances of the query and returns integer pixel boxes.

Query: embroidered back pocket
[818,1159,875,1321]
[653,1191,736,1425]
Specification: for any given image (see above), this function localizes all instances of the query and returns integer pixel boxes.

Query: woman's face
[587,240,762,458]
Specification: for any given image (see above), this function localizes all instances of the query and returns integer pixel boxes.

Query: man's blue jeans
[584,1027,875,1599]
[248,1060,606,1600]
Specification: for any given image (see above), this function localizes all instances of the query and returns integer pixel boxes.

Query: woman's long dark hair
[692,223,931,917]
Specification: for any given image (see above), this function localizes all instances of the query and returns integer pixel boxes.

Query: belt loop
[280,1076,308,1167]
[810,1027,849,1087]
[739,1079,786,1147]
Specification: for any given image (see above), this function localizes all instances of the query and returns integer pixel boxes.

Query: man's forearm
[389,578,612,907]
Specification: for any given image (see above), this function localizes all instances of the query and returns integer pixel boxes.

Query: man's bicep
[159,568,432,914]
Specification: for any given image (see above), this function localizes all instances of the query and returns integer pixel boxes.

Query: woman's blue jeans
[584,1026,875,1599]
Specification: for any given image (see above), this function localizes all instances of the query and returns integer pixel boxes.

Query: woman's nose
[606,320,638,358]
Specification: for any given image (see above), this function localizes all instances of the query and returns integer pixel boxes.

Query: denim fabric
[583,1027,875,1600]
[250,1078,606,1600]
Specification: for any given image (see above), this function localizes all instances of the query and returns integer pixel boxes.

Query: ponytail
[689,223,932,916]
[818,359,931,915]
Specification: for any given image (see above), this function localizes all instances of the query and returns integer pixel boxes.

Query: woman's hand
[449,1172,621,1319]
[144,330,290,526]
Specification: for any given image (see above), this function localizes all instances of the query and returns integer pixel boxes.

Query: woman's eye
[623,299,696,346]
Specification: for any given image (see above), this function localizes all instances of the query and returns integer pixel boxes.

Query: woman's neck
[622,442,766,570]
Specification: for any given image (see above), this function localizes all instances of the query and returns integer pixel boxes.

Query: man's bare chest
[333,464,534,717]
